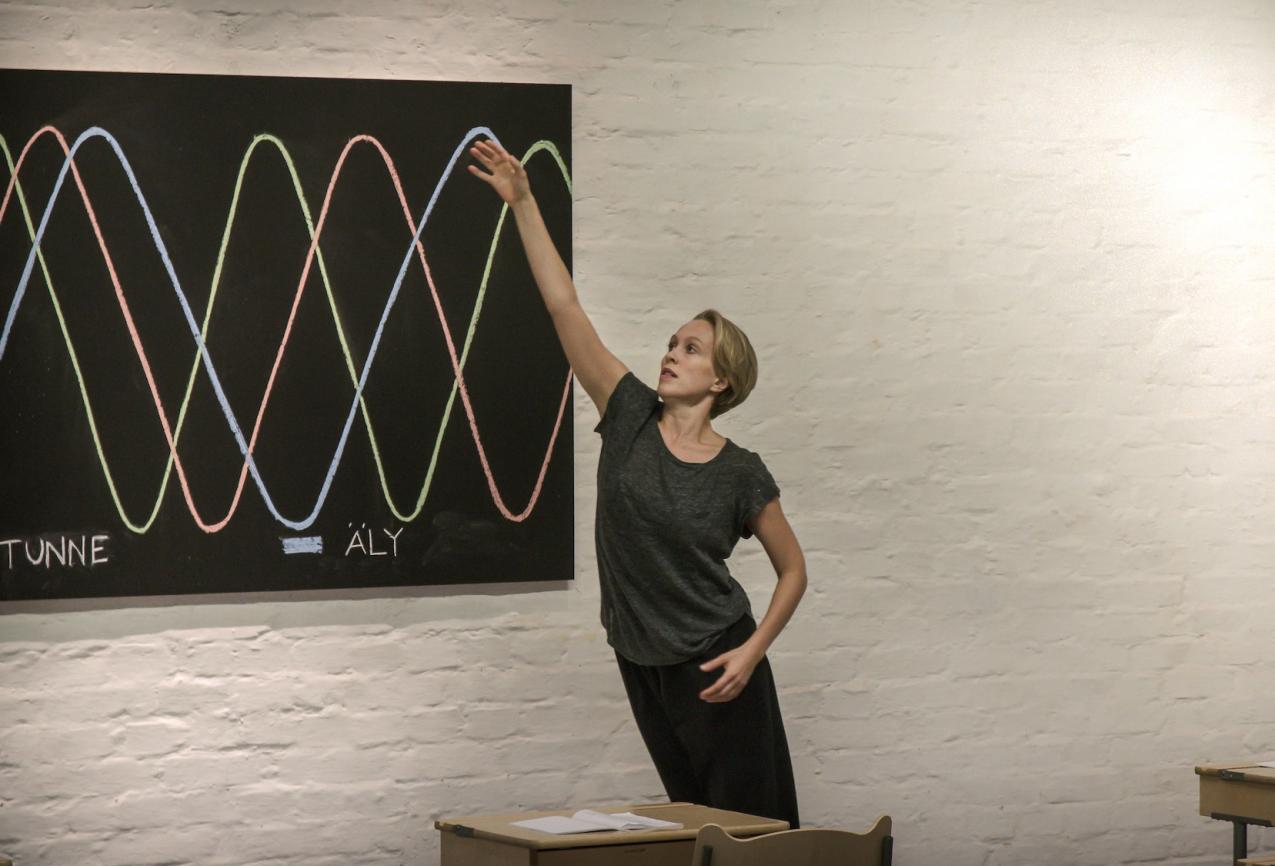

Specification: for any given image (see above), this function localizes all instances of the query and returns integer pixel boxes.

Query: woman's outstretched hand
[467,138,531,206]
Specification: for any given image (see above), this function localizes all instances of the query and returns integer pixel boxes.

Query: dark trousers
[614,614,800,828]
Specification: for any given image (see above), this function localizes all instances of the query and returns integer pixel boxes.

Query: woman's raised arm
[468,138,628,415]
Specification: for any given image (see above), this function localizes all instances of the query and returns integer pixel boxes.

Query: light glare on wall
[1136,72,1266,252]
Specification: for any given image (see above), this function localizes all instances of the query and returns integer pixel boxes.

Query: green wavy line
[0,133,571,533]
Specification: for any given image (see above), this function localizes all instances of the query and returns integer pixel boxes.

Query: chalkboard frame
[0,68,574,601]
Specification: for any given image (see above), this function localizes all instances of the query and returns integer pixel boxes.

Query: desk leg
[1210,812,1270,866]
[1233,819,1247,866]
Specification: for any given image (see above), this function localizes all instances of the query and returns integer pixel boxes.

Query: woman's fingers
[700,653,727,673]
[469,140,498,164]
[468,139,529,205]
[701,672,736,701]
[471,138,514,168]
[700,665,753,702]
[469,143,499,170]
[477,138,508,159]
[704,684,739,703]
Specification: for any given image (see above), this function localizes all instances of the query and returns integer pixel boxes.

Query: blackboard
[0,68,574,600]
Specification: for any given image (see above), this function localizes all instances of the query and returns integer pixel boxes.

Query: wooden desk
[1197,762,1275,866]
[436,802,788,865]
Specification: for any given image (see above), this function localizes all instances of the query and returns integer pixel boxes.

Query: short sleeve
[737,455,780,539]
[593,371,657,438]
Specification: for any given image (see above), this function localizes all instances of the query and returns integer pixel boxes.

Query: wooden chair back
[691,815,892,866]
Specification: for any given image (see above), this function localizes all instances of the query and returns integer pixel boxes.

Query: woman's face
[658,319,725,403]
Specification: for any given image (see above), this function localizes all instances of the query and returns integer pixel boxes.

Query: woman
[469,139,807,828]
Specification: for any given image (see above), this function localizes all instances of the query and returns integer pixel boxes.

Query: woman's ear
[711,377,730,394]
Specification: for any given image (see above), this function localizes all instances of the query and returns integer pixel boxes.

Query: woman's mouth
[661,367,677,380]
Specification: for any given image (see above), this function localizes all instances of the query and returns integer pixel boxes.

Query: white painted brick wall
[2,1,1274,864]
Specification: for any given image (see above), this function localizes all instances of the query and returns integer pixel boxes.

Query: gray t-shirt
[593,371,781,665]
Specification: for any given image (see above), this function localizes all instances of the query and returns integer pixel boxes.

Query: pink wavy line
[1,126,571,530]
[3,126,213,529]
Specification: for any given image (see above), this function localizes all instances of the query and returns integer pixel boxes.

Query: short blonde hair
[694,309,758,418]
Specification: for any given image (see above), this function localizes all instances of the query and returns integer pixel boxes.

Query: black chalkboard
[0,68,573,600]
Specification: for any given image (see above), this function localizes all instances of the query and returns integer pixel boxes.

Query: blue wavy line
[1,124,502,530]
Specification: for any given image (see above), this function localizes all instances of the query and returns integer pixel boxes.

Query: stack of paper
[512,810,683,835]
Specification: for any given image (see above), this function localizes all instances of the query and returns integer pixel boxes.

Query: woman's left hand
[698,642,765,703]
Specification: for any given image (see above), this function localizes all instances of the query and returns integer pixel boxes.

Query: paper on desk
[601,811,682,830]
[511,810,683,835]
[512,815,613,834]
[1258,761,1275,769]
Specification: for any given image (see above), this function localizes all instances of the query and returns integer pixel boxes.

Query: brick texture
[1,1,1274,864]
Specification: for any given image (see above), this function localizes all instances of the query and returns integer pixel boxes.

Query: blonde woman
[469,139,806,827]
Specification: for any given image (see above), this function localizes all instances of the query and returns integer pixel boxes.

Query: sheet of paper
[510,810,683,834]
[510,815,613,834]
[1258,761,1275,769]
[602,811,683,830]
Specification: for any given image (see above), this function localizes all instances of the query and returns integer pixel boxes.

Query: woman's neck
[658,401,722,445]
